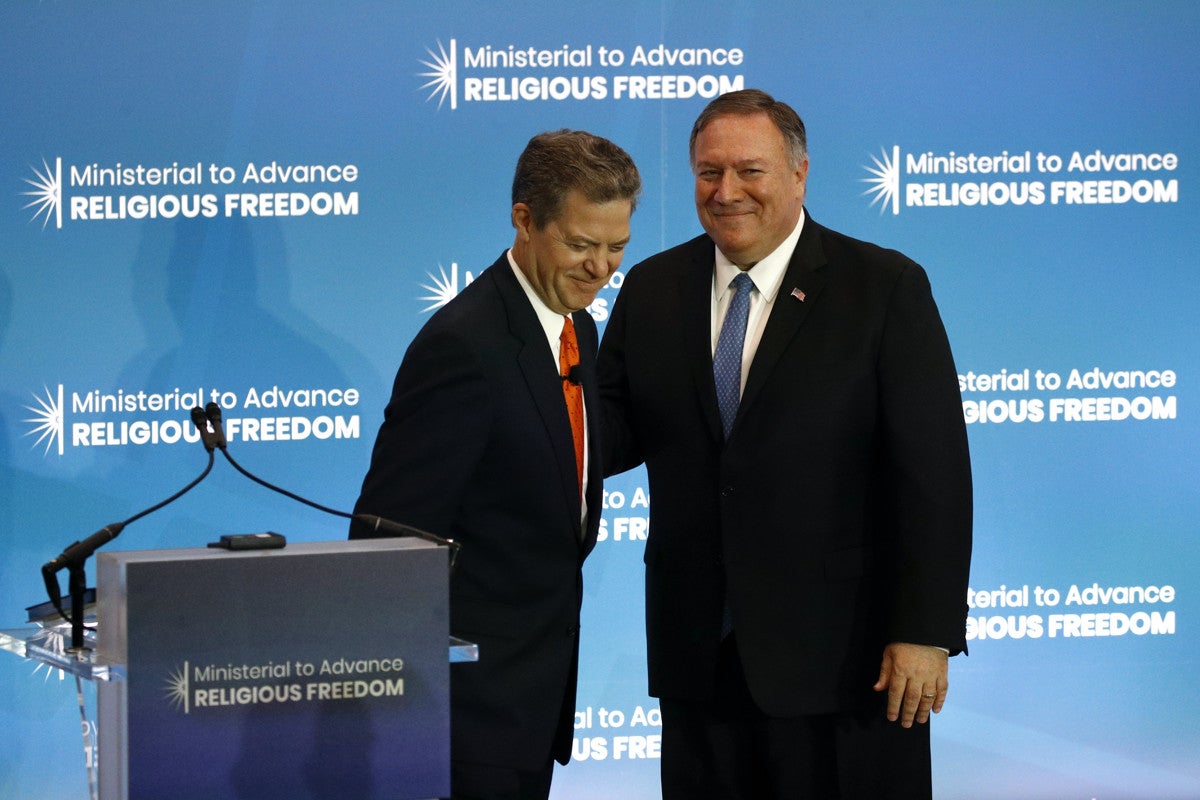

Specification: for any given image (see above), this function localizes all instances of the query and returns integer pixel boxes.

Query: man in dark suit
[599,89,972,798]
[352,130,641,800]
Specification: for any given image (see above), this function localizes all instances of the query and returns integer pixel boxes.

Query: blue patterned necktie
[713,272,753,439]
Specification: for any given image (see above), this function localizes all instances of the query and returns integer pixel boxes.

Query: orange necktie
[559,316,584,498]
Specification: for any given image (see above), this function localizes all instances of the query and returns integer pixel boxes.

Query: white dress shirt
[711,211,807,395]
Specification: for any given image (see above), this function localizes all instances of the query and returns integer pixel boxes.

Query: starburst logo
[419,39,457,110]
[24,384,65,456]
[419,262,474,312]
[165,662,191,713]
[28,627,70,682]
[23,157,63,230]
[862,146,901,216]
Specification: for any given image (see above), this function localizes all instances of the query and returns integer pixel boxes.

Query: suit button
[720,485,735,497]
[566,625,579,638]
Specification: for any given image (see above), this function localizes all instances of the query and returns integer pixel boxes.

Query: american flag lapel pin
[790,287,806,302]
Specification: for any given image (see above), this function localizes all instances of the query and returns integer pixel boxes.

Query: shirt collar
[713,209,806,301]
[507,248,570,350]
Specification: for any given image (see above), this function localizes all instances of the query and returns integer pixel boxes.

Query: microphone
[191,406,216,452]
[41,522,126,606]
[202,402,461,569]
[351,514,462,568]
[41,410,216,649]
[204,402,228,449]
[561,364,583,386]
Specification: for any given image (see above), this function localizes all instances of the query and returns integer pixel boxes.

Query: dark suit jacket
[352,253,602,769]
[598,215,972,717]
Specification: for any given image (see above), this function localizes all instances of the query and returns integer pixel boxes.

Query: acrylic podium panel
[95,538,452,800]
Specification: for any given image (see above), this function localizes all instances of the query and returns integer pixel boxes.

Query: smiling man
[599,90,972,799]
[352,129,640,800]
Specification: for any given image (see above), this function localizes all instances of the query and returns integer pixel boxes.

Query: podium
[5,537,469,800]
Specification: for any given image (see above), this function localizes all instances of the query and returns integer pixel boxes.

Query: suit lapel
[680,238,726,443]
[740,217,828,415]
[685,227,827,443]
[492,262,584,543]
[574,309,603,553]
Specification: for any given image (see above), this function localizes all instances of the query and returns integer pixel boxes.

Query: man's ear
[511,202,534,240]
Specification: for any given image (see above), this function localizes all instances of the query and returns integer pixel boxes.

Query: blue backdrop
[2,2,1197,797]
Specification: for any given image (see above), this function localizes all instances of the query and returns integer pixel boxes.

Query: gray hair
[689,89,808,168]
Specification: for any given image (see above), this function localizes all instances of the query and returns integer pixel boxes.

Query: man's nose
[713,171,743,203]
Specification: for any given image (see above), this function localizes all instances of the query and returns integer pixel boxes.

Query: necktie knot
[560,317,581,378]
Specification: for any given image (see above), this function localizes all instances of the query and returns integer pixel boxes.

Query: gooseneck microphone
[200,402,461,568]
[41,410,217,650]
[203,401,227,449]
[191,406,218,452]
[40,402,462,652]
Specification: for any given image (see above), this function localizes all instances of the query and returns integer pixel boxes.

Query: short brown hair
[689,89,808,168]
[512,129,642,229]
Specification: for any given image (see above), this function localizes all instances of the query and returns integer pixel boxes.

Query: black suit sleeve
[351,323,492,540]
[597,280,645,478]
[876,261,973,654]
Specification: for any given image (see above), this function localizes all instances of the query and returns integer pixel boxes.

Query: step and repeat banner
[2,2,1197,798]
